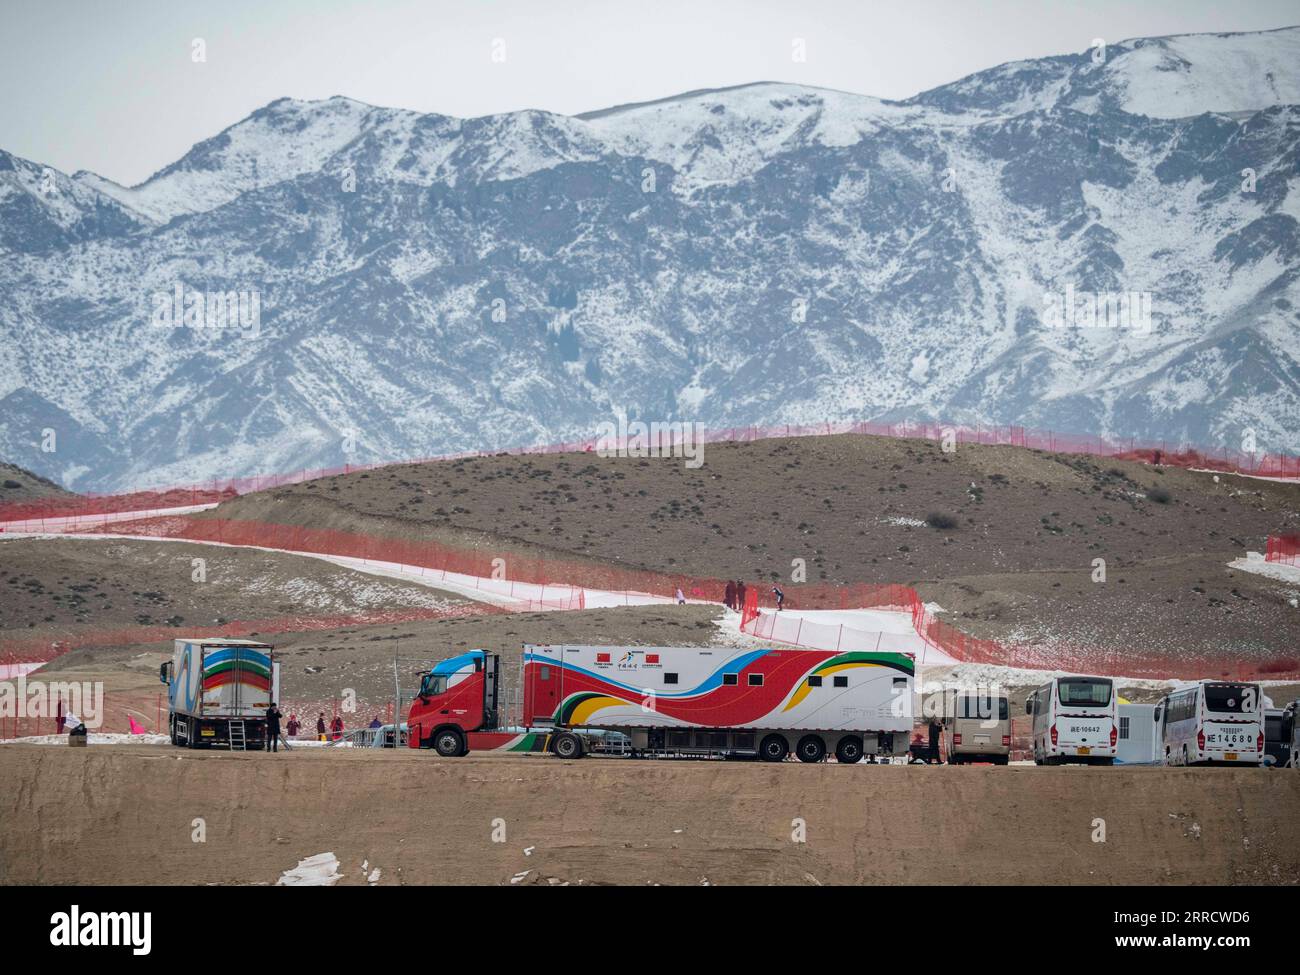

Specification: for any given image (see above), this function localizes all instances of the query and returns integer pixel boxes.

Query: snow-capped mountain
[2,27,1298,492]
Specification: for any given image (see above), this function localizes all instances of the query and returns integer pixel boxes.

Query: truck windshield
[1058,679,1111,708]
[421,674,449,696]
[1204,684,1253,715]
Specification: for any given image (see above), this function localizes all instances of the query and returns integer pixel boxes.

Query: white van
[943,692,1011,764]
[1156,681,1264,767]
[1026,675,1117,765]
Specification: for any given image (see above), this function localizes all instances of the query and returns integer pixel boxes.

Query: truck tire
[187,717,200,749]
[796,735,826,763]
[835,736,864,764]
[759,734,788,762]
[433,728,465,757]
[553,732,584,759]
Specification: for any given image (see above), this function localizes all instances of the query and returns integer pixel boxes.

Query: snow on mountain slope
[1,27,1298,492]
[913,25,1300,119]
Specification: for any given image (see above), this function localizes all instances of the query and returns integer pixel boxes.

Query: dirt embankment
[200,435,1300,661]
[0,536,471,640]
[1,746,1297,886]
[0,462,73,503]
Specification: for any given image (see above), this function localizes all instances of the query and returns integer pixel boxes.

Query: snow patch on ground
[1229,553,1300,587]
[277,852,343,886]
[0,732,170,746]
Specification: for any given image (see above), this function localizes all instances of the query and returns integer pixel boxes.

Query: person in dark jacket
[724,580,736,610]
[771,585,784,611]
[316,713,327,741]
[736,581,748,610]
[928,716,943,765]
[265,703,282,752]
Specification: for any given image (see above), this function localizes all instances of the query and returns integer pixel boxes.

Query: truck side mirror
[159,662,171,685]
[1024,700,1033,715]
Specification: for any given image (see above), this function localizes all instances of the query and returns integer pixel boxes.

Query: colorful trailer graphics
[522,644,914,733]
[408,644,915,761]
[161,638,280,748]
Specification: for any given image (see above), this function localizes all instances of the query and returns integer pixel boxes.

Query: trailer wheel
[759,734,789,762]
[434,728,465,757]
[834,736,863,764]
[796,735,826,763]
[553,732,584,760]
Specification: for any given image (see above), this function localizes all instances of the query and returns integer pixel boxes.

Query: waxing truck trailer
[407,644,915,762]
[160,638,280,749]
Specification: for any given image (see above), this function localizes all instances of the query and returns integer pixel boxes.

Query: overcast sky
[2,0,1297,186]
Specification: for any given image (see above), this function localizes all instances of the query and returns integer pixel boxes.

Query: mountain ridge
[1,26,1297,491]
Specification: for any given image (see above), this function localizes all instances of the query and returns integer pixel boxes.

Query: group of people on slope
[723,580,784,612]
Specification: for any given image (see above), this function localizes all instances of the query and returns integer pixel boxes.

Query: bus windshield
[1203,684,1254,715]
[1058,678,1112,708]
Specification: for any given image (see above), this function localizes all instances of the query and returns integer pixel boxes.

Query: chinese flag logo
[646,653,660,664]
[596,652,611,663]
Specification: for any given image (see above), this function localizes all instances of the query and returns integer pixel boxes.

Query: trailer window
[664,673,679,685]
[807,676,822,687]
[748,674,763,686]
[833,675,848,688]
[1058,679,1111,708]
[1204,684,1252,714]
[723,673,738,686]
[539,666,551,681]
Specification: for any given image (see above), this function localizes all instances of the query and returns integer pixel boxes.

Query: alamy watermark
[1041,284,1153,334]
[151,282,261,337]
[0,676,104,729]
[594,414,705,469]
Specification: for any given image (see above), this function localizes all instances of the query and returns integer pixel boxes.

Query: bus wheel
[796,735,826,763]
[759,734,789,762]
[1181,745,1189,767]
[835,736,863,764]
[553,732,584,759]
[434,728,465,757]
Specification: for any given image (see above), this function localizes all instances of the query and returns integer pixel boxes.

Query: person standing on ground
[724,579,736,610]
[675,587,686,605]
[928,715,943,765]
[368,715,383,729]
[330,714,344,741]
[316,712,327,741]
[286,712,300,738]
[265,703,282,753]
[771,584,784,611]
[736,580,748,611]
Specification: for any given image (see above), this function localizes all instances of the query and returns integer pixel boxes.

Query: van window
[958,695,1009,721]
[1204,684,1253,714]
[723,673,738,686]
[1058,679,1112,708]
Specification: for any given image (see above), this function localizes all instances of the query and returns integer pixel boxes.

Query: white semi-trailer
[160,638,280,749]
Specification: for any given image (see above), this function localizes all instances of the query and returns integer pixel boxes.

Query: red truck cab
[407,650,500,755]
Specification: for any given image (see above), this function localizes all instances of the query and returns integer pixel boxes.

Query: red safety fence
[4,419,1295,527]
[1265,534,1300,566]
[4,513,1297,687]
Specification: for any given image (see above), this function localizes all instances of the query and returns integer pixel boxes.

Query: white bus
[1156,680,1264,767]
[1026,675,1117,765]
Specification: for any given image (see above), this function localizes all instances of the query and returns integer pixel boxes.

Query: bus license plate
[1224,752,1237,761]
[1076,746,1090,755]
